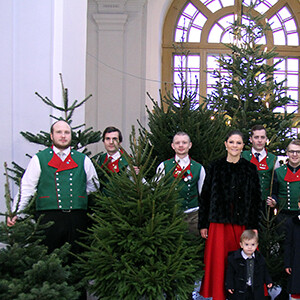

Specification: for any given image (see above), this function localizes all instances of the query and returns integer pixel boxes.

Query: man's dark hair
[250,125,266,136]
[102,126,123,143]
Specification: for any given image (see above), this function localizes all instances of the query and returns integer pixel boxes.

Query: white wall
[0,0,174,217]
[0,0,88,217]
[85,0,173,154]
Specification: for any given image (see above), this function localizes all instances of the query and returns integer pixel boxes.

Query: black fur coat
[198,157,262,230]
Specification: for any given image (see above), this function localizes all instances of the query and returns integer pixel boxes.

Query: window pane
[278,7,291,20]
[287,58,299,72]
[285,19,297,31]
[275,59,285,70]
[273,30,286,45]
[184,3,197,17]
[287,33,299,46]
[220,0,234,7]
[269,15,281,30]
[218,15,234,28]
[287,75,298,88]
[221,30,232,43]
[175,28,187,42]
[189,27,201,42]
[288,90,298,101]
[206,1,222,13]
[208,24,223,43]
[194,12,207,28]
[187,56,200,68]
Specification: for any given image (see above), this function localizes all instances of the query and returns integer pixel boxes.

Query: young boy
[226,230,272,300]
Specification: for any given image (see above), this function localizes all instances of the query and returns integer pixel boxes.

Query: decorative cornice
[95,0,147,13]
[93,13,128,31]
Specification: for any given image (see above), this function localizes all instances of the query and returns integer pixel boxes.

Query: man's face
[50,121,72,150]
[240,238,258,257]
[287,144,300,167]
[250,129,267,151]
[171,134,192,158]
[103,131,120,155]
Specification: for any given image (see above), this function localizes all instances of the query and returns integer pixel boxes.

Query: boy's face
[240,238,258,257]
[171,134,192,157]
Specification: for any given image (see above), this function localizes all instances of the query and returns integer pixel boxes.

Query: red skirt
[199,223,245,300]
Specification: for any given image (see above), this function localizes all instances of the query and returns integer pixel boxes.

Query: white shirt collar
[251,147,266,158]
[175,154,190,169]
[52,146,71,156]
[241,250,255,260]
[108,151,121,162]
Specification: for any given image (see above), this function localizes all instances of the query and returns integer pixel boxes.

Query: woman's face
[224,134,244,158]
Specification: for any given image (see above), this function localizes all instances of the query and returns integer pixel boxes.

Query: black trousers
[35,209,88,254]
[245,285,254,300]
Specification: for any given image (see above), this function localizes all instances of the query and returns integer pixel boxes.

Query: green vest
[163,158,202,210]
[242,150,277,201]
[276,165,300,211]
[36,148,87,210]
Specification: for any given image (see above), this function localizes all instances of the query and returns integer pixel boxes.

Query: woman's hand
[200,228,208,239]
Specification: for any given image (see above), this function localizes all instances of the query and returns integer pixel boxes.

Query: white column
[86,0,147,153]
[92,8,128,139]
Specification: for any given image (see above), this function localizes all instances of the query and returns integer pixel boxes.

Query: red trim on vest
[48,152,78,172]
[250,153,269,171]
[102,154,120,173]
[173,159,193,179]
[284,167,300,182]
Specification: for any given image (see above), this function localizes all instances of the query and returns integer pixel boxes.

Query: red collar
[284,167,300,182]
[48,151,78,172]
[250,153,269,171]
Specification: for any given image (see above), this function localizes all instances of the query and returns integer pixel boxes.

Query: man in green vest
[97,126,129,174]
[242,125,279,203]
[267,139,300,221]
[97,126,140,183]
[266,139,300,300]
[156,132,205,236]
[7,120,99,254]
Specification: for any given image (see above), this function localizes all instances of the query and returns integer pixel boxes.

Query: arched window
[162,0,300,113]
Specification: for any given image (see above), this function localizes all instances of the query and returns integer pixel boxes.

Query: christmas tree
[205,2,296,153]
[8,73,101,183]
[1,74,101,299]
[0,163,80,300]
[78,129,204,299]
[140,50,230,173]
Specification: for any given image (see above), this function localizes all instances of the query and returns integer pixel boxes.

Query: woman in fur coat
[198,130,262,300]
